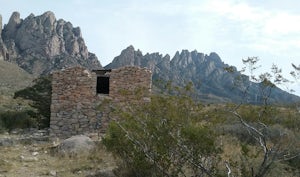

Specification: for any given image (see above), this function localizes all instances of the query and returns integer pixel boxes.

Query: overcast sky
[1,0,300,94]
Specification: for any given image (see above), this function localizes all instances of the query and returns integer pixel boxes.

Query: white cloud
[204,0,266,22]
[263,12,300,35]
[199,0,300,57]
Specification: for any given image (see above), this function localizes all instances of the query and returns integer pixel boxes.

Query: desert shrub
[103,95,221,177]
[220,123,257,144]
[278,109,300,130]
[0,118,5,133]
[287,156,300,173]
[221,122,294,145]
[0,110,37,131]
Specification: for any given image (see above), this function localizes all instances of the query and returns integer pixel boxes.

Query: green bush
[103,95,220,177]
[0,110,37,131]
[14,75,52,128]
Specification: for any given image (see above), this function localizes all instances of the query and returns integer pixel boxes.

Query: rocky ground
[0,129,116,177]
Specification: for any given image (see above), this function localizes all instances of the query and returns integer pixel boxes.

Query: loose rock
[57,135,95,157]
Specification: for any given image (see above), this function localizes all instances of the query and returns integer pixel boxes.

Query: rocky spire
[0,14,2,36]
[1,11,102,74]
[3,12,21,39]
[0,14,7,61]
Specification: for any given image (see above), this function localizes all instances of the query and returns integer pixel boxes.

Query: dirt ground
[0,133,116,177]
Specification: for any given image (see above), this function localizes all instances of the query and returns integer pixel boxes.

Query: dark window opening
[97,76,109,94]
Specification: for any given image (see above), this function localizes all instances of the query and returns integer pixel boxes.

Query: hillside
[0,60,34,112]
[0,60,33,95]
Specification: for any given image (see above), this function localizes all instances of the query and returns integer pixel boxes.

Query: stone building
[50,66,152,138]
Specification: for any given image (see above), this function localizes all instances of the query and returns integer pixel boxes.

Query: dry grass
[0,60,33,95]
[0,60,34,112]
[0,140,116,177]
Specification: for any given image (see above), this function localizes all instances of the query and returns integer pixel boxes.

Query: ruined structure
[50,66,152,138]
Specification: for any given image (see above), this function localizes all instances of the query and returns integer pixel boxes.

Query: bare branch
[116,121,171,176]
[292,63,300,70]
[225,161,233,177]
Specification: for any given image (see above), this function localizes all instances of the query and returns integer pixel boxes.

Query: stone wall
[50,66,152,138]
[98,66,152,133]
[109,66,152,101]
[50,67,98,138]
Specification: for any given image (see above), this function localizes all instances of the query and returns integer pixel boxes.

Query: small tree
[14,75,52,128]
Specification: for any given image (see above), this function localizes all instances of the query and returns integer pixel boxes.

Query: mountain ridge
[105,45,300,104]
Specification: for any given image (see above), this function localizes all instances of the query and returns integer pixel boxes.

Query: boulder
[57,135,95,156]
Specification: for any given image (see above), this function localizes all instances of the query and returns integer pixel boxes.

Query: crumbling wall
[50,66,152,138]
[50,67,98,138]
[98,66,152,132]
[109,66,152,101]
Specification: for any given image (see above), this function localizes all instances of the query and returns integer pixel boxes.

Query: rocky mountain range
[0,11,102,75]
[0,11,299,104]
[105,46,300,104]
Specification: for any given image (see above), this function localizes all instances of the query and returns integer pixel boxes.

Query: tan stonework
[50,66,152,138]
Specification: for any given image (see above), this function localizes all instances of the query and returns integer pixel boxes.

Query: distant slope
[105,46,300,104]
[0,60,33,95]
[0,60,34,111]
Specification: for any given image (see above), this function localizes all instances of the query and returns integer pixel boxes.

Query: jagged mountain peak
[42,11,55,18]
[107,46,225,73]
[107,45,140,68]
[8,11,21,24]
[126,45,135,50]
[3,11,21,39]
[105,46,300,104]
[121,45,141,55]
[164,54,170,59]
[0,11,102,75]
[207,52,223,64]
[171,49,206,68]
